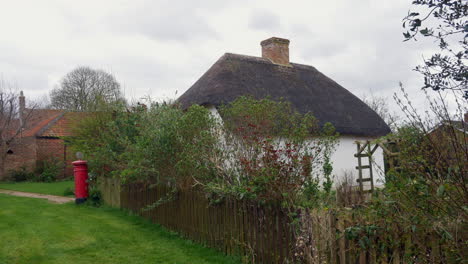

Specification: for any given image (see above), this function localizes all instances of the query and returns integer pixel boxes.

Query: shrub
[204,96,339,207]
[85,185,101,207]
[340,87,468,262]
[35,158,62,182]
[68,102,217,189]
[7,167,34,182]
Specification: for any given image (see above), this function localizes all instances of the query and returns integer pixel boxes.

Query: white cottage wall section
[331,136,385,188]
[208,105,222,121]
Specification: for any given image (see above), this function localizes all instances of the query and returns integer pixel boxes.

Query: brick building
[3,93,83,179]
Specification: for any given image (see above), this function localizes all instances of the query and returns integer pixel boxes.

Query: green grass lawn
[0,194,240,264]
[0,181,74,196]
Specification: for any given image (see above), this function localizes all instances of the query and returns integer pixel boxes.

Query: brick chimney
[19,91,25,127]
[261,37,290,66]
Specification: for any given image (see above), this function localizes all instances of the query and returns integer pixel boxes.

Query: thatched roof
[178,53,391,137]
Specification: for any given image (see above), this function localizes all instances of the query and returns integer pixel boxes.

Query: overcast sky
[0,0,440,110]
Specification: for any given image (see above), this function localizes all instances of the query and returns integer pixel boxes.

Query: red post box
[72,160,88,204]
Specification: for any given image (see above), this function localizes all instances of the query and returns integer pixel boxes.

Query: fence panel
[113,182,295,263]
[100,180,456,264]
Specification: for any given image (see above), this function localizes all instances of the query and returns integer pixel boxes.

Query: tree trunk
[0,152,6,181]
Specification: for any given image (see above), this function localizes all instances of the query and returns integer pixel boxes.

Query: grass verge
[0,181,74,196]
[0,194,240,264]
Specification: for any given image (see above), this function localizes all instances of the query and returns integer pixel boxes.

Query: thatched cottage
[178,37,391,186]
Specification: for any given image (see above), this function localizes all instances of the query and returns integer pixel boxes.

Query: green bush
[35,158,62,182]
[214,96,338,206]
[85,185,101,207]
[7,167,34,182]
[67,102,217,189]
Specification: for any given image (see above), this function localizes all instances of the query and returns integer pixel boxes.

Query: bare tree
[361,92,400,132]
[50,66,124,111]
[0,81,35,180]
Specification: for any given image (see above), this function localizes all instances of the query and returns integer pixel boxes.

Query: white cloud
[248,9,281,31]
[105,1,220,41]
[0,0,440,112]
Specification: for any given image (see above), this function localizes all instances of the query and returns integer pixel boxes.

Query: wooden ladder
[354,141,379,193]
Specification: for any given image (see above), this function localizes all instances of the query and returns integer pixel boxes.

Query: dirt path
[0,189,74,204]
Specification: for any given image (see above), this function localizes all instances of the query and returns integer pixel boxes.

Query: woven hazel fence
[100,178,457,264]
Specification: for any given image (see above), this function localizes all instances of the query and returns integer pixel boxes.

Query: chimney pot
[261,37,290,65]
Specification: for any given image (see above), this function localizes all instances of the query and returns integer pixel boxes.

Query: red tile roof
[20,109,86,138]
[21,109,63,137]
[39,112,87,137]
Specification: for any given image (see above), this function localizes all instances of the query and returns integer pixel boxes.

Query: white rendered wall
[331,136,386,188]
[208,105,222,121]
